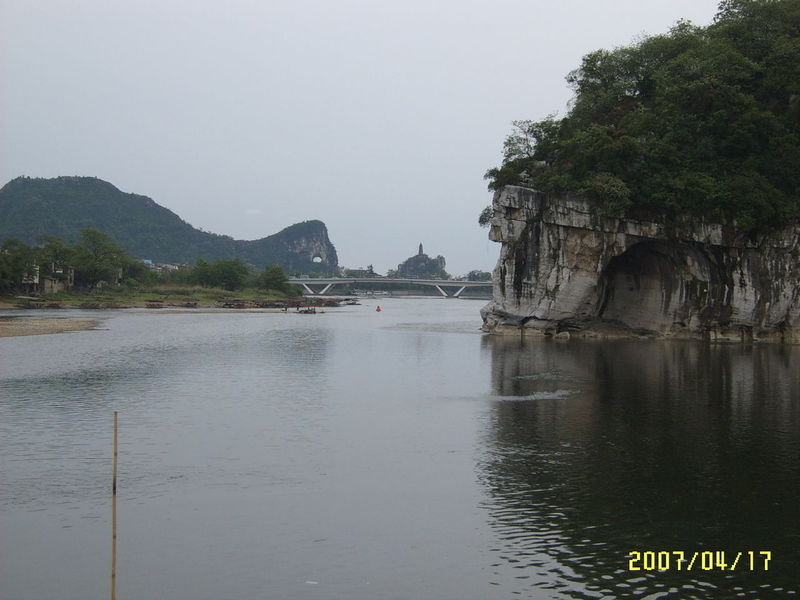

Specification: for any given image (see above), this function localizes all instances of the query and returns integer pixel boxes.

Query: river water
[1,298,798,599]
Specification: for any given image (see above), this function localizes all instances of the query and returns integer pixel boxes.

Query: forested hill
[0,176,338,273]
[485,0,800,232]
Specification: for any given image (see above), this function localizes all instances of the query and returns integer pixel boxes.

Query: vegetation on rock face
[484,0,800,232]
[0,176,338,273]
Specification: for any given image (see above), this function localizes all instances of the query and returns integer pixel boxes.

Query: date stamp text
[627,550,771,572]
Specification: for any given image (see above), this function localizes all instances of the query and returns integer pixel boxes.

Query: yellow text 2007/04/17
[627,550,771,572]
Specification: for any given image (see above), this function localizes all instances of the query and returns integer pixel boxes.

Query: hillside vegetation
[0,176,338,273]
[484,0,800,232]
[1,228,297,297]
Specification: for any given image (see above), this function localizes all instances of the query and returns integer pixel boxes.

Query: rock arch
[597,241,686,332]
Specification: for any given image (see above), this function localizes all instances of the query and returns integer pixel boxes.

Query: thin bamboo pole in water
[111,411,118,600]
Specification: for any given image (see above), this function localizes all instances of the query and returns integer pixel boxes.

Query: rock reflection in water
[479,337,800,599]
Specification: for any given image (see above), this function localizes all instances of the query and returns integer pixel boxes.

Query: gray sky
[1,0,720,275]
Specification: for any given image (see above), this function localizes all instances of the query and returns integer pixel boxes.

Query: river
[1,298,798,599]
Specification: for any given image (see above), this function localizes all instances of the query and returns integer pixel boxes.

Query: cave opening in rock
[596,241,681,331]
[312,255,323,264]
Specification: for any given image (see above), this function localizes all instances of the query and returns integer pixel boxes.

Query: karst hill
[0,176,338,274]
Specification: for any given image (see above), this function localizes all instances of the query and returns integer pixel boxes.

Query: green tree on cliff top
[485,0,800,232]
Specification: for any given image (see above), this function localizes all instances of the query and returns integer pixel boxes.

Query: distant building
[342,264,378,278]
[139,259,185,273]
[41,264,75,294]
[21,264,39,294]
[21,262,75,294]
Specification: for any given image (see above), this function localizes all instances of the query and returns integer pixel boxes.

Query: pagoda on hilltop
[390,243,449,279]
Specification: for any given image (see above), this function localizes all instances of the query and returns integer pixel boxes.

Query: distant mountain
[0,176,338,273]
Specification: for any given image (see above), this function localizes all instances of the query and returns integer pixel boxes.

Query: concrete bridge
[287,277,492,298]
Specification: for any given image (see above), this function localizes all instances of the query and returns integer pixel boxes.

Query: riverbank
[0,286,298,310]
[0,317,98,337]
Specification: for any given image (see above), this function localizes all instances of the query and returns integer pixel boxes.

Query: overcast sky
[1,0,720,275]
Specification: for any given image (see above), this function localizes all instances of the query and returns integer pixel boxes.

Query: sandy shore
[0,317,99,337]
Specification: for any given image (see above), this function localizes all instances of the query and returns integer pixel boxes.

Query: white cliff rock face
[481,186,800,342]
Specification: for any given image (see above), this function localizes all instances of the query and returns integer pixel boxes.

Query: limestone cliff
[481,186,800,342]
[241,219,338,274]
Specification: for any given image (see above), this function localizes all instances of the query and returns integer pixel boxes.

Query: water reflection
[481,337,800,599]
[3,304,799,599]
[0,317,334,514]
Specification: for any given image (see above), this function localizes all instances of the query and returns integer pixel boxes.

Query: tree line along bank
[0,229,295,297]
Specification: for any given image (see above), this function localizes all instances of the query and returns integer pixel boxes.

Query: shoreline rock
[481,186,800,343]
